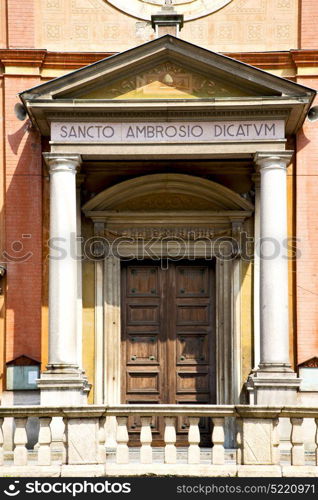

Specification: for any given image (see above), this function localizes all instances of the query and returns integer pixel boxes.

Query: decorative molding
[46,109,291,120]
[104,227,232,241]
[94,260,104,405]
[103,255,121,447]
[0,49,114,71]
[1,49,318,74]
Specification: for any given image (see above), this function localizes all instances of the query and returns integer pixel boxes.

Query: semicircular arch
[82,173,254,214]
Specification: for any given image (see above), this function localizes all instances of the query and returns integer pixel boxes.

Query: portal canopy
[20,35,315,145]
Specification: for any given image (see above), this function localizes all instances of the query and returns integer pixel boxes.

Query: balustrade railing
[0,405,316,476]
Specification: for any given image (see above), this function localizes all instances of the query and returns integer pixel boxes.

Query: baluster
[0,418,3,466]
[14,417,28,466]
[290,417,305,466]
[212,417,225,465]
[315,418,318,466]
[188,417,200,464]
[38,417,52,466]
[98,417,106,464]
[116,416,129,464]
[236,418,243,465]
[50,417,66,464]
[164,417,176,464]
[272,418,280,465]
[140,417,152,464]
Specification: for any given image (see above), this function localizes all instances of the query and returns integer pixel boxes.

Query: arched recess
[83,173,253,214]
[82,173,254,432]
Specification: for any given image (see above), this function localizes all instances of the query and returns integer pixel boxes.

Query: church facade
[0,0,318,476]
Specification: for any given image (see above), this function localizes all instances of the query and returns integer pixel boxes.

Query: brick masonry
[296,89,318,364]
[3,76,42,362]
[7,0,35,49]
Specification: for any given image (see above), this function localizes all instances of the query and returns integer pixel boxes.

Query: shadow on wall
[2,116,43,430]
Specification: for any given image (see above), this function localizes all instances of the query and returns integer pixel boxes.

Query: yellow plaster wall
[241,260,253,388]
[240,218,253,394]
[35,0,299,53]
[82,218,95,404]
[287,159,296,368]
[0,79,5,391]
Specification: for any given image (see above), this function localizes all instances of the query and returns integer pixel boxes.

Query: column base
[37,365,91,406]
[247,368,301,405]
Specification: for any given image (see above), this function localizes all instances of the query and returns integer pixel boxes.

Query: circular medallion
[106,0,234,22]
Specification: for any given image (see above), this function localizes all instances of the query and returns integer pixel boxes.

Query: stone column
[247,152,300,404]
[38,154,88,405]
[76,175,85,370]
[252,173,261,371]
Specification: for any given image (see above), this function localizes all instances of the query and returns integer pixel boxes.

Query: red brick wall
[3,75,42,362]
[296,76,318,364]
[300,0,318,49]
[7,0,35,48]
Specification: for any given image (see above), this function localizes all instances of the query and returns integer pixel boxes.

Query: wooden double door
[121,260,216,445]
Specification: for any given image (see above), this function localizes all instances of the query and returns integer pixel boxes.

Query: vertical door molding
[103,254,121,447]
[104,254,121,405]
[216,248,241,405]
[94,259,104,404]
[94,222,105,405]
[232,256,242,404]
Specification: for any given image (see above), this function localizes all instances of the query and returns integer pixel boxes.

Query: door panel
[121,260,215,446]
[176,304,210,324]
[176,266,209,297]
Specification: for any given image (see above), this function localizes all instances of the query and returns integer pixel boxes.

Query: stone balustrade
[0,405,317,476]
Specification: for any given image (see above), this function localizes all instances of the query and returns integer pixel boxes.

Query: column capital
[254,151,294,171]
[43,153,82,174]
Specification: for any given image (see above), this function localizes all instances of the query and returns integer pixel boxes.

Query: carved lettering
[51,120,285,143]
[265,123,275,135]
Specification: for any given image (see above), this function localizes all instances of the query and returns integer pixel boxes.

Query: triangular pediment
[20,35,315,101]
[79,61,255,100]
[19,35,316,136]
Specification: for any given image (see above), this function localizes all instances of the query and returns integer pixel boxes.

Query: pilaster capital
[254,151,294,172]
[251,173,260,188]
[43,153,82,174]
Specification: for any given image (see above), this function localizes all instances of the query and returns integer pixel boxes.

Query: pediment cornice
[19,35,316,137]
